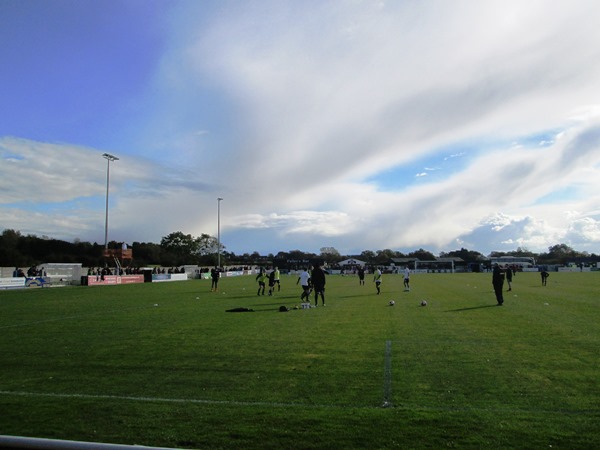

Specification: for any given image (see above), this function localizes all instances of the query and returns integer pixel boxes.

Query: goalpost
[414,259,456,273]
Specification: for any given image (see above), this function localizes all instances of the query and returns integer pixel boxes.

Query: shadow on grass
[335,293,371,299]
[225,306,278,313]
[251,300,299,307]
[445,304,500,312]
[242,299,305,312]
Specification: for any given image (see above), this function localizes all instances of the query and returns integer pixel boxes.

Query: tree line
[1,228,598,269]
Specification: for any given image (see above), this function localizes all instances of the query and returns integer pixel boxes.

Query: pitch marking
[0,390,594,415]
[0,390,378,411]
[383,339,393,407]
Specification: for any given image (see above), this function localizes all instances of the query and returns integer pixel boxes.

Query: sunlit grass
[0,272,598,448]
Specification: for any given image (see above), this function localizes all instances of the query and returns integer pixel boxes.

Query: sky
[2,0,600,257]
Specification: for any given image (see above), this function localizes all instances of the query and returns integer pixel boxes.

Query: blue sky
[2,0,600,257]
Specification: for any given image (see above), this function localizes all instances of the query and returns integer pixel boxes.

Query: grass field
[0,271,598,449]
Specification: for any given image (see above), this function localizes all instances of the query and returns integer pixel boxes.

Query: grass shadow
[445,304,500,312]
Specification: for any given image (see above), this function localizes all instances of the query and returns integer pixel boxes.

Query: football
[420,300,427,306]
[389,300,395,306]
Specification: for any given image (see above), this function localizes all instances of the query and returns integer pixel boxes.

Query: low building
[489,256,535,269]
[337,258,367,267]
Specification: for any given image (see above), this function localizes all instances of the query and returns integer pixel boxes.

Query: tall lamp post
[102,153,119,249]
[217,197,223,268]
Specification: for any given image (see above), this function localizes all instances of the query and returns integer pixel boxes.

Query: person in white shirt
[296,268,311,301]
[373,268,382,295]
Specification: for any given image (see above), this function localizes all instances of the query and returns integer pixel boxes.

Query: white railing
[0,435,181,450]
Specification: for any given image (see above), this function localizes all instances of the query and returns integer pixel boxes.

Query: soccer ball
[420,300,427,307]
[389,300,395,306]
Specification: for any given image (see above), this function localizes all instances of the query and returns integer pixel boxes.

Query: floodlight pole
[217,197,223,268]
[102,153,119,249]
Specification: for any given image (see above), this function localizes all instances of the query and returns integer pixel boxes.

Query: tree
[73,240,102,267]
[4,226,600,270]
[131,241,163,267]
[360,250,376,264]
[195,233,218,255]
[440,248,485,262]
[219,250,237,266]
[160,231,198,266]
[375,249,397,265]
[236,253,253,265]
[0,229,26,266]
[540,243,579,265]
[408,248,436,261]
[159,231,223,266]
[320,247,341,264]
[510,247,536,258]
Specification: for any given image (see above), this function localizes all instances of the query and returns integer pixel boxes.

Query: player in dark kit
[492,264,504,305]
[357,267,365,285]
[211,267,220,292]
[541,269,550,286]
[311,263,326,306]
[268,269,276,296]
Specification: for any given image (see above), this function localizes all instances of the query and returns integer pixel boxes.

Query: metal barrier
[0,436,183,450]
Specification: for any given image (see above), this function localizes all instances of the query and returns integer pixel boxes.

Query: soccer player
[506,265,513,291]
[492,263,504,305]
[373,268,382,295]
[273,266,281,291]
[267,269,276,296]
[256,269,268,296]
[541,269,550,286]
[311,263,326,306]
[297,268,311,301]
[403,266,410,291]
[211,267,220,292]
[357,267,365,285]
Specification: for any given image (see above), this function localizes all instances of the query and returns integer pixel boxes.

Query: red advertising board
[86,275,144,286]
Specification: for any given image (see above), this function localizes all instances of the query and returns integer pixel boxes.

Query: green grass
[0,272,598,449]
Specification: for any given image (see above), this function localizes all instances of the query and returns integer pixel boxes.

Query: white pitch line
[383,340,393,407]
[1,390,593,415]
[0,390,379,411]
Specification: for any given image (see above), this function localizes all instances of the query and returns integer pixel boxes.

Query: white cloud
[3,1,600,256]
[173,0,600,191]
[0,138,104,204]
